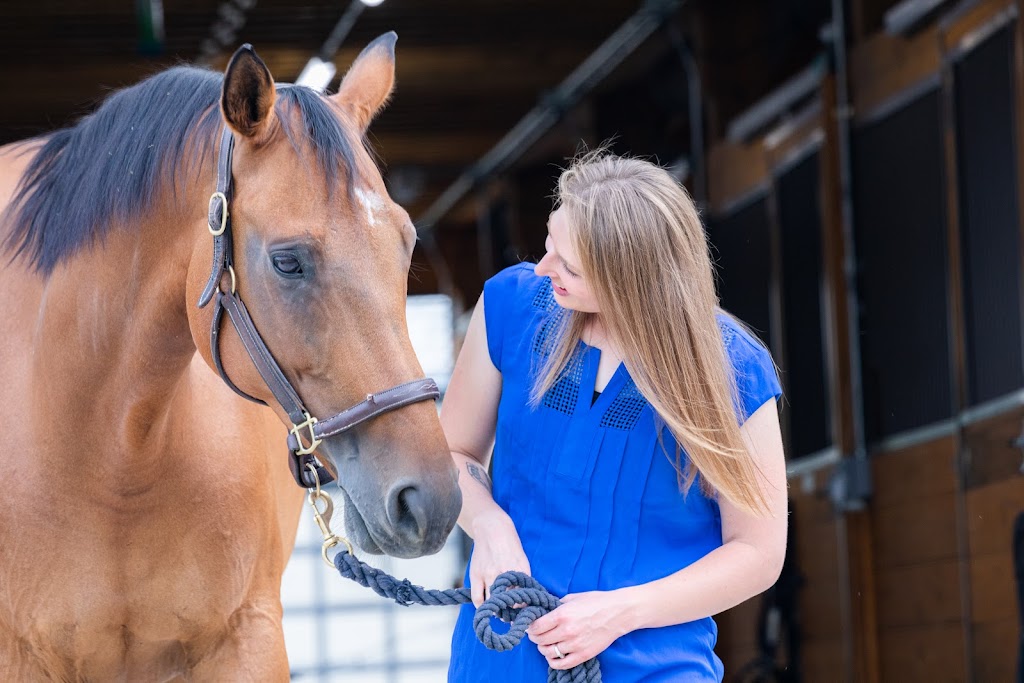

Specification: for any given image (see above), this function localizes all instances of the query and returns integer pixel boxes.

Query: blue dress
[449,263,783,682]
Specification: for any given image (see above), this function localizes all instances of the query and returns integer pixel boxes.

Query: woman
[443,151,787,682]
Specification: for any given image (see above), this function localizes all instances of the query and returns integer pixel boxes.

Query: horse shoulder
[181,353,304,562]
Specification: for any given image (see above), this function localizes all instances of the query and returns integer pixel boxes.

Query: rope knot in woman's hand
[332,551,602,680]
[473,571,562,651]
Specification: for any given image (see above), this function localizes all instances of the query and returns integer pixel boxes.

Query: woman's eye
[271,253,303,277]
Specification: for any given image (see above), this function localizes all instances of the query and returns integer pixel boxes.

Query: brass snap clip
[305,463,353,567]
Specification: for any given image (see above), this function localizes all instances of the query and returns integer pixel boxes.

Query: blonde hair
[531,150,771,515]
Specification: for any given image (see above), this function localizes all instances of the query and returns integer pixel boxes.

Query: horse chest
[0,475,279,678]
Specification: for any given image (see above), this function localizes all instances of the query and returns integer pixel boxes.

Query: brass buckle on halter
[291,412,321,456]
[209,191,229,236]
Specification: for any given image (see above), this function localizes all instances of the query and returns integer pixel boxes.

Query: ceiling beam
[0,44,590,113]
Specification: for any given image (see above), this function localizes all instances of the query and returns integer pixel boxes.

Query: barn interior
[2,0,1023,680]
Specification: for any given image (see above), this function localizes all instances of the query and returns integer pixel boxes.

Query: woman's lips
[552,283,569,296]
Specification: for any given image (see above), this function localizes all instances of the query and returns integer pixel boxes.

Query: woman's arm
[441,295,531,605]
[528,399,788,669]
[442,295,503,536]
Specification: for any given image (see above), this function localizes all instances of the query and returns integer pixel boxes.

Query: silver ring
[553,644,565,659]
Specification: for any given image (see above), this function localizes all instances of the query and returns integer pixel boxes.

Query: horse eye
[271,252,303,277]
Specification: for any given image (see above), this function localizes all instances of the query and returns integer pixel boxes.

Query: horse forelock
[274,85,370,201]
[2,67,367,277]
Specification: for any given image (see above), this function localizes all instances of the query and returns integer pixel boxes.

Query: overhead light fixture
[296,56,337,92]
[295,0,383,92]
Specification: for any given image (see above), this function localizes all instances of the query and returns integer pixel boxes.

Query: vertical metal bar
[938,12,968,468]
[765,168,790,448]
[1013,1,1024,397]
[829,6,857,682]
[830,0,867,464]
[819,75,849,471]
[829,1,875,681]
[937,19,976,682]
[833,506,855,683]
[666,23,707,208]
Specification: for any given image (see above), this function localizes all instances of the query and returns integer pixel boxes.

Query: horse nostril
[387,482,427,542]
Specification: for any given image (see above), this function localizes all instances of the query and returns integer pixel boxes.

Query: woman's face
[535,206,600,313]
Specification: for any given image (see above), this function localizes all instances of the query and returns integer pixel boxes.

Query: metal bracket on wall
[1010,420,1024,475]
[827,457,873,512]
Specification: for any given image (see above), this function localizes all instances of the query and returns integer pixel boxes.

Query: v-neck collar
[576,341,626,415]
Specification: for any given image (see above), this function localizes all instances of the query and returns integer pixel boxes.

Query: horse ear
[221,44,277,142]
[331,32,397,132]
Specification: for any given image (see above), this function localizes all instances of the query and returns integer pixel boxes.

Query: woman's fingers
[527,610,559,639]
[471,571,486,607]
[547,647,585,671]
[473,570,502,606]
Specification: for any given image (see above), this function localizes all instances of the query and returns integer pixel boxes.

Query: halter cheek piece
[197,127,440,489]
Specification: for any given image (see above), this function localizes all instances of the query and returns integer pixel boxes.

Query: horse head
[184,36,461,558]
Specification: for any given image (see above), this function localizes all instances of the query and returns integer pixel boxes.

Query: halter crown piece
[197,127,441,488]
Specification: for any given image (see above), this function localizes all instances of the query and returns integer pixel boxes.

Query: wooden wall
[963,406,1024,681]
[709,97,856,681]
[712,1,1024,681]
[871,436,965,680]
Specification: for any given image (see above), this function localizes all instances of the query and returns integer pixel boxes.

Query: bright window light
[359,0,386,6]
[406,294,455,394]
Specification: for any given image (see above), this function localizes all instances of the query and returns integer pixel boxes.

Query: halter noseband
[197,127,440,489]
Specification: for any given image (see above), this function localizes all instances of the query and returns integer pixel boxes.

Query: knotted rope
[333,549,602,683]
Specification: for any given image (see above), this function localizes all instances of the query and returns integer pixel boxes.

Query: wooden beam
[941,0,1016,48]
[0,45,590,98]
[849,24,941,118]
[707,137,769,215]
[252,46,591,93]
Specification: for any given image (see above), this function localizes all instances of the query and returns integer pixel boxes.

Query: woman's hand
[468,510,530,607]
[527,590,636,670]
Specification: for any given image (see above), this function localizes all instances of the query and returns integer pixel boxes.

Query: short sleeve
[722,319,783,424]
[482,263,534,372]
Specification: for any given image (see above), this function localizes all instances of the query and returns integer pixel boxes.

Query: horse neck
[33,172,212,474]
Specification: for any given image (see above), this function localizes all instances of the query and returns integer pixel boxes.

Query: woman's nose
[536,252,554,277]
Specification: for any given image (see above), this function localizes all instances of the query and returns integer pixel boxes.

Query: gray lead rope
[332,550,602,683]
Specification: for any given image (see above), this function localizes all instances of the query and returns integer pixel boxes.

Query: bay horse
[0,34,460,680]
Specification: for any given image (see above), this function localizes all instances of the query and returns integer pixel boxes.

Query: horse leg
[188,603,290,682]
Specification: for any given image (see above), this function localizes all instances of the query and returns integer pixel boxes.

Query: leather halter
[197,127,441,489]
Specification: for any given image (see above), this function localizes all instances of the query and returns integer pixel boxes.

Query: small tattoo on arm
[466,462,492,491]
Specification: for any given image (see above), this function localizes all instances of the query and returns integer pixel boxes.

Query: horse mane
[3,65,361,276]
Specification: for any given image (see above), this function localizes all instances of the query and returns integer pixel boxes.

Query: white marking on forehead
[354,187,386,227]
